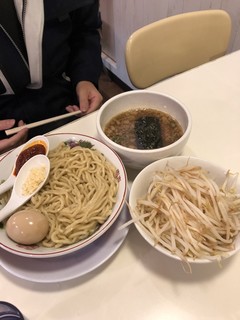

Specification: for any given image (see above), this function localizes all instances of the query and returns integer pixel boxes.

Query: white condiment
[21,166,46,196]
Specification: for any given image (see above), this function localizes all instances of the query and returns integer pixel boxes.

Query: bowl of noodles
[0,133,128,258]
[128,156,240,271]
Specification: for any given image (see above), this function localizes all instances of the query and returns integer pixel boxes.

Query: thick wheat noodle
[125,165,240,269]
[21,142,119,248]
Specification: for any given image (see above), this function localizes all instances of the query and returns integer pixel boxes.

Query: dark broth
[104,108,184,149]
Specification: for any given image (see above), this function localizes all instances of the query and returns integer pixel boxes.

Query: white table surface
[1,50,240,320]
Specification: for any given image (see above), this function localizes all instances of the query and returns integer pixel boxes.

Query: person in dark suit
[0,0,103,153]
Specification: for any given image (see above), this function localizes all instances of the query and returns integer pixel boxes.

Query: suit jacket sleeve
[66,0,102,89]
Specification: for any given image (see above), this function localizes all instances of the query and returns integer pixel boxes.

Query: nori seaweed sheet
[134,116,162,149]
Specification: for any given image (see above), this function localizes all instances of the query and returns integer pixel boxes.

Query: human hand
[66,81,103,114]
[0,120,28,155]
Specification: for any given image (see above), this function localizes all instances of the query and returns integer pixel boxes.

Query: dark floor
[98,68,132,102]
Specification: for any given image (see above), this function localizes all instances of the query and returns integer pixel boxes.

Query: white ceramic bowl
[96,90,192,169]
[129,156,240,265]
[0,133,128,258]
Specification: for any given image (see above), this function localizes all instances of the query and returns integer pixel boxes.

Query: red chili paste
[14,143,46,176]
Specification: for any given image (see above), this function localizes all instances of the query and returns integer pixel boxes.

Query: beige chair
[125,10,232,89]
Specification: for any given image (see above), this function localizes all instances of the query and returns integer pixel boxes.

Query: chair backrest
[125,10,232,89]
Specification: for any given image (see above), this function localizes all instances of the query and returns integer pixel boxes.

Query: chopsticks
[5,110,82,136]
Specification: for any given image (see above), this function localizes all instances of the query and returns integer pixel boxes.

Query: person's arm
[0,120,28,155]
[66,80,102,114]
[66,0,103,114]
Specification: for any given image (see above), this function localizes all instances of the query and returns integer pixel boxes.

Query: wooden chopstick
[5,110,82,136]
